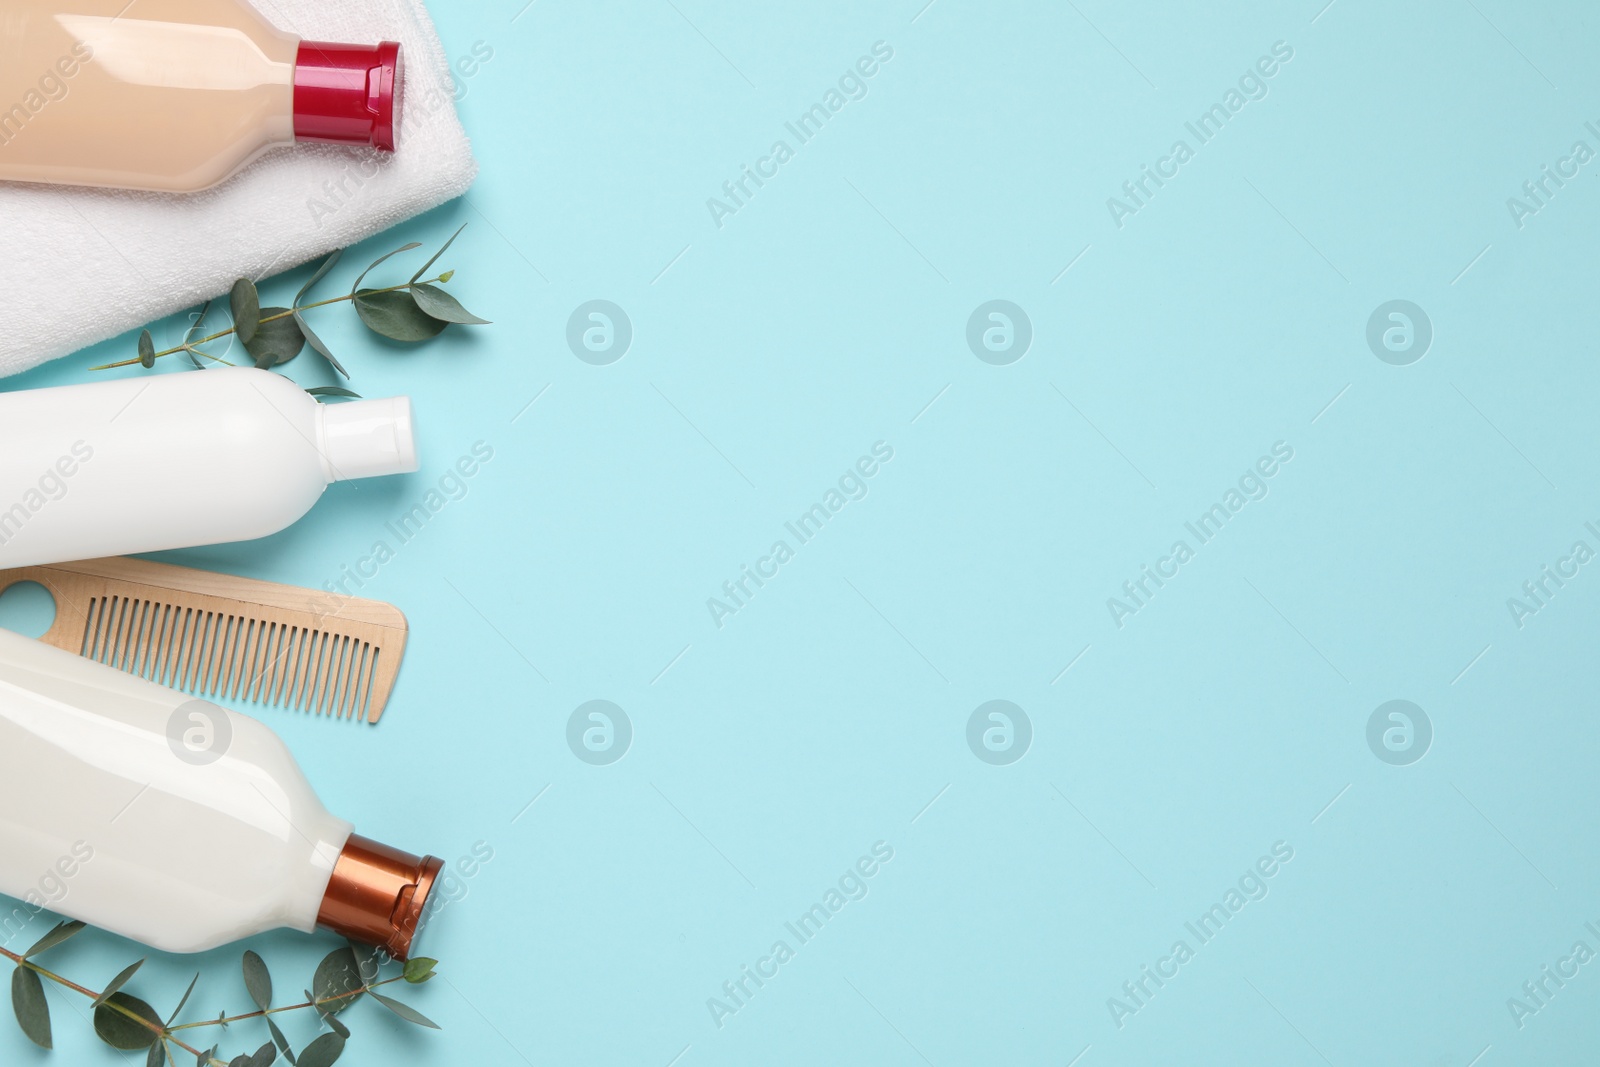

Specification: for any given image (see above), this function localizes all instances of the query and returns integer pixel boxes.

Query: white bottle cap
[317,397,419,482]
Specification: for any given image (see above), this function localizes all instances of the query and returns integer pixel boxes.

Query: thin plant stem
[89,276,451,371]
[167,975,405,1031]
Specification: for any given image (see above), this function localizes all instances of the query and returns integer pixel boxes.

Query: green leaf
[249,1041,278,1067]
[185,301,211,346]
[24,919,85,958]
[93,958,144,1007]
[290,251,350,378]
[368,990,440,1029]
[12,965,51,1049]
[410,283,490,325]
[296,1032,345,1067]
[410,223,467,283]
[245,309,306,368]
[138,329,156,369]
[168,972,199,1025]
[183,301,213,370]
[292,309,348,379]
[306,989,349,1039]
[354,289,448,342]
[312,948,363,1016]
[295,250,343,308]
[266,1015,295,1064]
[242,949,272,1010]
[197,1044,219,1067]
[231,278,261,346]
[402,958,437,984]
[350,242,422,297]
[306,387,362,402]
[148,1039,169,1067]
[322,1009,350,1040]
[93,990,163,1050]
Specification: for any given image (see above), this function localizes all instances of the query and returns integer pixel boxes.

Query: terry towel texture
[0,0,477,379]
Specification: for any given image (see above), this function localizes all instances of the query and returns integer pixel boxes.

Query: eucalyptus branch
[90,223,489,392]
[89,276,454,372]
[3,921,440,1066]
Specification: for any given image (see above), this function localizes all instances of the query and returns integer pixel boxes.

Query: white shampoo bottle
[0,626,441,957]
[0,369,418,568]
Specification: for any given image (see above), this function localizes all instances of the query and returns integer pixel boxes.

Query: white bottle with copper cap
[0,368,418,569]
[0,625,440,958]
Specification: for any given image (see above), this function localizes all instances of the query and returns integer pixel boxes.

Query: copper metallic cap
[317,834,443,961]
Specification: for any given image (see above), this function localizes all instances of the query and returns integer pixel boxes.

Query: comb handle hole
[0,581,56,640]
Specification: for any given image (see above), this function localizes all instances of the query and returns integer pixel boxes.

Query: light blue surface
[3,0,1600,1063]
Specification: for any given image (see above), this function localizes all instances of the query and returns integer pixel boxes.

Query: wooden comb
[0,557,407,723]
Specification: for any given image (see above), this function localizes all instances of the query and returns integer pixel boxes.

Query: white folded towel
[0,0,477,379]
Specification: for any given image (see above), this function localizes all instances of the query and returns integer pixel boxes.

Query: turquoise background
[3,0,1600,1064]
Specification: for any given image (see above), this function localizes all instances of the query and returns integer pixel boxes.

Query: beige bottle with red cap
[0,0,401,192]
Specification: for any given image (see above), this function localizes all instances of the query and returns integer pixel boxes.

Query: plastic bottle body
[0,1,400,192]
[0,627,351,952]
[0,0,299,191]
[0,369,418,569]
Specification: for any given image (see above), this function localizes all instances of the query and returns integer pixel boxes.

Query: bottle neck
[315,396,420,483]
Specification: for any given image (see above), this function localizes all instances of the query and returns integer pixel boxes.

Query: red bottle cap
[294,41,403,151]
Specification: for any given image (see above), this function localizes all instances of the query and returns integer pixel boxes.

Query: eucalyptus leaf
[354,289,448,342]
[266,1015,295,1064]
[350,242,422,296]
[292,308,348,379]
[402,958,437,984]
[185,300,211,345]
[368,990,440,1030]
[244,309,305,368]
[410,284,490,325]
[24,919,85,958]
[296,1032,345,1067]
[410,223,467,283]
[93,990,163,1050]
[305,988,349,1038]
[12,965,51,1049]
[311,948,362,1016]
[249,1040,278,1067]
[306,387,361,402]
[243,950,272,1010]
[184,302,213,370]
[138,329,156,369]
[168,972,199,1025]
[231,278,261,346]
[295,250,343,308]
[319,1003,350,1040]
[93,958,145,1007]
[147,1039,166,1067]
[230,1056,252,1067]
[197,1044,219,1067]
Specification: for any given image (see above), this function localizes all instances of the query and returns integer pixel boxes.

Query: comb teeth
[0,558,406,722]
[79,594,383,721]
